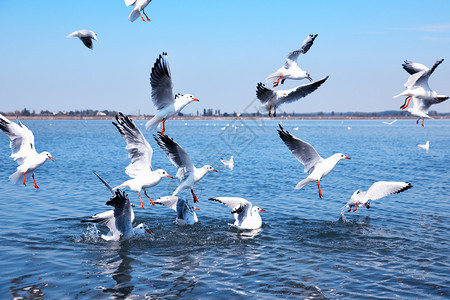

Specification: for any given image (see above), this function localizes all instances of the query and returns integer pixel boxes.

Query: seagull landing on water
[145,53,199,134]
[277,125,350,199]
[406,96,448,127]
[67,30,97,49]
[417,141,430,151]
[266,34,318,87]
[124,0,152,22]
[209,197,265,230]
[220,156,234,169]
[155,196,199,226]
[345,181,413,212]
[256,76,328,117]
[0,114,54,188]
[154,133,217,203]
[112,113,173,209]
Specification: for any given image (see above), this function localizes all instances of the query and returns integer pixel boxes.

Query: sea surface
[0,119,449,299]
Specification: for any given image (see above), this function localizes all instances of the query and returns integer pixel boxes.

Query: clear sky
[0,0,449,115]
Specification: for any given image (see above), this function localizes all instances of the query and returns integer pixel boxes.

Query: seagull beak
[194,207,200,211]
[260,209,266,212]
[212,169,218,172]
[145,229,153,234]
[345,157,351,160]
[193,98,199,102]
[48,156,55,161]
[166,175,173,178]
[131,203,136,207]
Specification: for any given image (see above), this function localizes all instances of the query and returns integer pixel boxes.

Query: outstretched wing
[106,190,134,236]
[80,37,93,49]
[256,82,275,104]
[402,60,429,75]
[81,210,117,233]
[113,113,153,177]
[286,34,318,62]
[150,52,174,110]
[279,76,329,105]
[0,114,37,164]
[426,59,444,76]
[154,133,194,181]
[277,124,324,174]
[154,195,179,212]
[365,181,413,201]
[209,197,251,212]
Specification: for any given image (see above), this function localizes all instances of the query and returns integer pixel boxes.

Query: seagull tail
[145,116,161,130]
[124,0,136,7]
[266,71,282,83]
[128,8,140,22]
[294,178,313,190]
[9,170,23,184]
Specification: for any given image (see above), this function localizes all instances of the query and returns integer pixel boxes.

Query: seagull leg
[347,206,352,213]
[32,173,39,189]
[144,189,155,206]
[268,105,272,117]
[138,191,145,209]
[160,118,166,135]
[191,188,199,203]
[400,97,412,109]
[273,106,277,117]
[138,11,146,21]
[353,203,358,212]
[273,75,283,88]
[318,181,322,199]
[421,118,425,127]
[22,173,26,186]
[416,118,420,124]
[142,9,151,21]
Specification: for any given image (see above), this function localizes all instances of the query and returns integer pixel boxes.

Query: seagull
[266,34,318,87]
[220,156,234,169]
[256,76,328,117]
[154,133,217,203]
[82,173,152,241]
[406,96,448,126]
[67,30,97,50]
[382,119,398,125]
[0,114,54,188]
[154,196,199,226]
[417,140,430,151]
[293,127,299,131]
[124,0,152,22]
[394,59,447,109]
[277,124,350,198]
[112,113,173,209]
[345,181,413,212]
[145,52,199,134]
[208,197,265,230]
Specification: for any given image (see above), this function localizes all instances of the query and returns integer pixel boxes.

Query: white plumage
[155,196,199,226]
[124,0,152,22]
[209,197,265,230]
[67,30,97,49]
[220,156,234,169]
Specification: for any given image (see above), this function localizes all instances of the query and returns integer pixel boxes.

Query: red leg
[144,190,155,206]
[421,118,424,127]
[353,203,358,212]
[268,105,272,117]
[273,75,283,88]
[273,106,277,117]
[400,96,411,109]
[142,9,151,21]
[191,188,199,203]
[416,119,420,124]
[347,206,352,213]
[160,118,166,135]
[138,11,146,21]
[32,173,39,189]
[138,191,145,209]
[318,181,322,199]
[22,173,26,186]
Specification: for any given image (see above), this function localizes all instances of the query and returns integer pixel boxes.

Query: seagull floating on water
[277,125,350,199]
[406,96,448,126]
[154,133,217,203]
[345,181,412,212]
[220,156,234,169]
[112,113,172,209]
[256,76,328,117]
[155,196,199,226]
[417,141,430,151]
[0,114,54,188]
[67,30,97,49]
[266,34,318,87]
[124,0,152,22]
[209,197,265,230]
[146,53,199,134]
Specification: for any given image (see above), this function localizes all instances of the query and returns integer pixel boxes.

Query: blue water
[0,119,449,299]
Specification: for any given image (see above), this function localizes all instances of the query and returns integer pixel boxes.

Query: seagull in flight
[382,119,397,125]
[256,76,328,117]
[67,30,98,49]
[112,113,172,209]
[155,196,199,226]
[124,0,152,22]
[146,52,199,134]
[209,197,265,230]
[266,34,318,87]
[154,133,217,203]
[220,156,234,169]
[277,125,350,199]
[406,96,448,127]
[345,181,412,212]
[0,114,54,188]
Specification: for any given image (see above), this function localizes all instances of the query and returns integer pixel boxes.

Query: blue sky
[0,0,449,115]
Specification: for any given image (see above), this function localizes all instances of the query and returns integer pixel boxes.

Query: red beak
[48,156,55,161]
[212,169,218,172]
[167,175,173,178]
[194,207,200,211]
[260,209,266,212]
[345,157,351,160]
[193,98,199,102]
[145,229,153,234]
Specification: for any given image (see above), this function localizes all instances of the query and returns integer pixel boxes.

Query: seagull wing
[154,196,179,212]
[426,59,444,76]
[113,113,153,177]
[154,133,194,181]
[279,76,329,105]
[150,52,174,110]
[106,190,134,237]
[365,181,413,201]
[81,210,117,233]
[209,197,252,215]
[286,34,318,61]
[277,124,324,174]
[402,61,429,75]
[0,115,37,164]
[256,82,275,104]
[80,37,93,49]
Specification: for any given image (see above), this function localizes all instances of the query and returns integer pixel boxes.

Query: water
[0,119,449,299]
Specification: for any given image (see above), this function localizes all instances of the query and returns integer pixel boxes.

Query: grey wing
[422,96,448,110]
[154,196,179,212]
[426,59,444,76]
[280,76,328,104]
[277,125,324,174]
[404,71,427,89]
[113,113,153,177]
[402,61,429,75]
[208,197,251,212]
[150,52,174,110]
[256,82,275,104]
[106,190,134,236]
[286,34,318,61]
[81,210,117,233]
[0,115,36,164]
[80,37,93,49]
[365,181,413,201]
[154,133,194,180]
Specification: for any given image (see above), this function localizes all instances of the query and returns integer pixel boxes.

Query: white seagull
[67,30,98,50]
[277,125,350,198]
[394,59,447,109]
[417,140,430,151]
[154,196,199,226]
[82,173,152,241]
[0,114,54,188]
[124,0,152,22]
[345,181,413,212]
[382,119,398,125]
[145,52,199,134]
[112,113,173,209]
[266,34,318,87]
[154,133,217,203]
[220,156,234,169]
[209,197,265,230]
[406,96,448,127]
[256,76,328,117]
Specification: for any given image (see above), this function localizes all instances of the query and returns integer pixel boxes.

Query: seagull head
[135,223,153,235]
[42,151,55,161]
[253,206,266,214]
[91,31,98,41]
[185,94,199,102]
[155,169,173,179]
[204,165,218,173]
[336,153,351,160]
